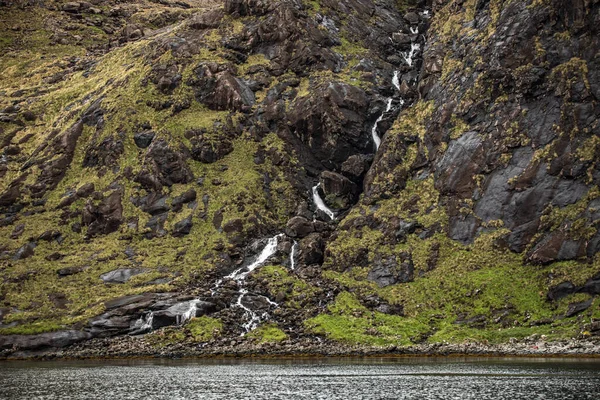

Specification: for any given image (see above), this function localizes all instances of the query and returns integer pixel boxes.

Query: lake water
[1,357,599,399]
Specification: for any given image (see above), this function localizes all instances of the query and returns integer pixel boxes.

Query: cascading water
[289,241,298,270]
[235,289,261,332]
[235,289,278,333]
[402,43,420,67]
[312,183,335,220]
[392,71,401,91]
[225,234,282,281]
[371,98,394,150]
[131,311,154,334]
[211,235,284,333]
[402,26,420,67]
[176,300,201,326]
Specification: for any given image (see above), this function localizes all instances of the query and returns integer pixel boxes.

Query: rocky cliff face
[0,0,598,356]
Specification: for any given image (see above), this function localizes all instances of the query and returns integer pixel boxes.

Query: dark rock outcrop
[0,331,92,351]
[82,190,123,238]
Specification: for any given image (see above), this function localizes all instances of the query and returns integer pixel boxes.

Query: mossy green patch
[305,292,429,346]
[187,316,223,342]
[247,322,287,343]
[321,228,600,345]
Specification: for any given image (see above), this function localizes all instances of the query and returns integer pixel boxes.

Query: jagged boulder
[136,139,194,189]
[172,216,193,237]
[320,171,358,210]
[298,233,325,266]
[133,130,155,149]
[82,190,123,237]
[193,67,255,112]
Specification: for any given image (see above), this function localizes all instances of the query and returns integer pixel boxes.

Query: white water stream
[402,42,420,67]
[371,98,394,150]
[225,234,283,281]
[176,299,202,326]
[312,183,335,220]
[215,234,284,333]
[289,241,298,270]
[392,71,401,91]
[132,311,154,333]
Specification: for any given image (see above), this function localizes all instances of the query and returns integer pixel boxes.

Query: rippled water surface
[1,357,599,399]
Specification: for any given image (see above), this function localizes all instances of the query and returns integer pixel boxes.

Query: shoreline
[3,337,600,361]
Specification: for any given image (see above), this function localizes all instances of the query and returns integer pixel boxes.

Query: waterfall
[225,234,282,281]
[209,235,284,333]
[312,183,335,220]
[372,98,394,150]
[392,71,401,91]
[290,241,298,270]
[131,311,154,334]
[235,289,276,333]
[236,290,260,332]
[176,300,201,326]
[402,42,420,67]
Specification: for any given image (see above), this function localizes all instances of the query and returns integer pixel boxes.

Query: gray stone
[285,216,314,238]
[0,330,91,350]
[13,241,35,260]
[367,255,414,288]
[172,216,193,237]
[565,298,593,318]
[547,281,576,301]
[133,130,155,149]
[100,268,146,284]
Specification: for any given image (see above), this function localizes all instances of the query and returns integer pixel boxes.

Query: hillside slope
[0,0,598,356]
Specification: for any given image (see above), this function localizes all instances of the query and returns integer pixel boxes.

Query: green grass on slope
[305,292,429,346]
[314,231,599,346]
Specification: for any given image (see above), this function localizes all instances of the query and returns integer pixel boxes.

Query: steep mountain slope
[0,0,598,356]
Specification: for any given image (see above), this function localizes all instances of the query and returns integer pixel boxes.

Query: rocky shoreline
[3,336,600,361]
